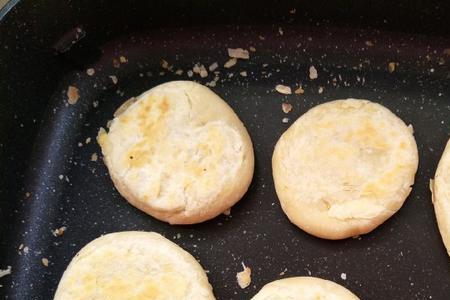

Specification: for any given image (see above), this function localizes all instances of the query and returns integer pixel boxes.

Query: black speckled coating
[1,1,450,299]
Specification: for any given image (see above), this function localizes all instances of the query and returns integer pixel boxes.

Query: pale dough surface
[431,138,450,256]
[272,99,418,239]
[98,81,254,224]
[54,231,215,300]
[251,277,359,300]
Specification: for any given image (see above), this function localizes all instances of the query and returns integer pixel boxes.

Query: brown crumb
[279,268,288,276]
[224,58,238,68]
[52,226,67,237]
[236,262,251,289]
[289,8,296,14]
[86,68,95,76]
[240,71,248,77]
[388,62,397,73]
[109,75,118,84]
[228,48,250,59]
[119,56,128,63]
[309,66,318,79]
[175,69,183,75]
[278,27,284,36]
[443,49,450,56]
[25,192,31,198]
[258,35,265,40]
[112,58,120,68]
[365,41,374,47]
[249,46,256,52]
[91,153,98,162]
[223,208,231,216]
[41,258,49,267]
[294,86,304,94]
[318,86,324,94]
[67,86,80,105]
[275,84,292,95]
[282,103,292,113]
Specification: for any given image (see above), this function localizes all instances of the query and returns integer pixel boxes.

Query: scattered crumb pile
[236,262,251,289]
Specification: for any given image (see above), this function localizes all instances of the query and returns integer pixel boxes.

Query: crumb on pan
[109,75,118,84]
[388,62,397,73]
[309,66,318,79]
[289,8,296,14]
[224,58,238,68]
[228,48,250,59]
[223,208,231,216]
[41,258,49,267]
[282,117,289,123]
[25,192,31,198]
[259,35,265,40]
[209,62,219,72]
[341,273,347,280]
[249,46,256,52]
[0,266,11,279]
[119,56,128,63]
[275,84,292,95]
[279,268,287,276]
[187,70,194,77]
[193,63,208,78]
[443,48,450,56]
[240,71,248,77]
[52,226,67,237]
[91,153,98,162]
[365,41,374,47]
[278,27,284,35]
[86,68,95,76]
[318,86,324,94]
[67,86,79,105]
[282,103,292,113]
[236,262,251,289]
[175,69,183,75]
[294,86,304,94]
[85,137,91,144]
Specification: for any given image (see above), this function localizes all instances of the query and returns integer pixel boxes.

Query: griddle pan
[1,1,450,299]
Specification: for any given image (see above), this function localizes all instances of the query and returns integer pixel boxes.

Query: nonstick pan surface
[1,1,450,299]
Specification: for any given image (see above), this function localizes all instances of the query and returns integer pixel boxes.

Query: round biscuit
[431,139,450,256]
[251,277,359,300]
[272,99,418,239]
[54,231,215,300]
[98,81,254,224]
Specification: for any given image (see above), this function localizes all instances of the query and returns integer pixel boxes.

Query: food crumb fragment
[85,137,91,144]
[119,56,128,63]
[91,153,98,162]
[25,192,31,198]
[161,59,170,69]
[294,86,304,94]
[318,86,324,94]
[109,75,118,84]
[236,262,251,289]
[41,258,49,267]
[86,68,95,76]
[365,41,374,47]
[240,71,247,77]
[228,48,250,59]
[249,46,256,52]
[275,84,292,95]
[224,58,238,68]
[175,69,183,75]
[52,226,67,237]
[67,86,80,105]
[282,103,292,113]
[279,268,287,276]
[388,62,397,73]
[223,208,231,216]
[282,117,289,123]
[309,66,318,79]
[193,63,208,78]
[0,266,11,278]
[443,49,450,56]
[208,62,219,72]
[341,273,347,280]
[278,27,284,35]
[187,70,194,77]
